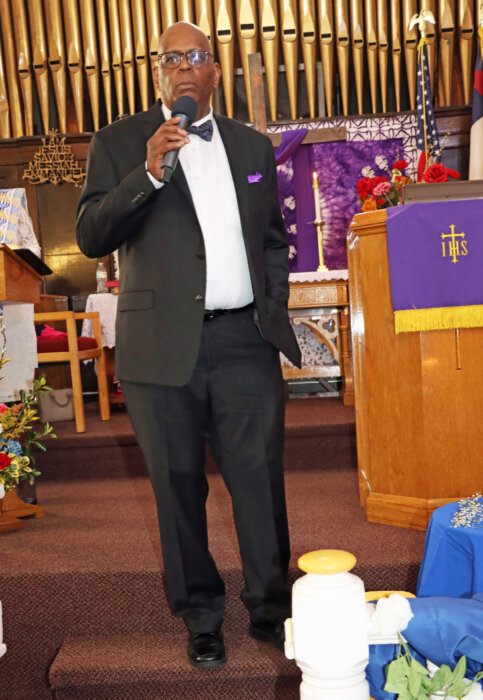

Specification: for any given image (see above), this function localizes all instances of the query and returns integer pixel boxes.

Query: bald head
[154,21,220,121]
[158,21,212,55]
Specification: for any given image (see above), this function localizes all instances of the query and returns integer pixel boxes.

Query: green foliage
[384,634,483,699]
[0,374,56,491]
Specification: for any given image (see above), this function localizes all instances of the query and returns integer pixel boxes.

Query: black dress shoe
[187,631,227,669]
[249,620,286,651]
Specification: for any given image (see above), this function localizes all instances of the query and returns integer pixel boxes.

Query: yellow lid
[298,549,357,574]
[365,591,416,602]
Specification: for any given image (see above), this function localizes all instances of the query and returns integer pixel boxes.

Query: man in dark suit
[77,21,301,670]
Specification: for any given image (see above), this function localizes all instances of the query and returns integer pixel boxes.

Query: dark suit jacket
[77,101,301,386]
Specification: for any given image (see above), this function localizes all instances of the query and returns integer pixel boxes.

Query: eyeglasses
[158,50,213,69]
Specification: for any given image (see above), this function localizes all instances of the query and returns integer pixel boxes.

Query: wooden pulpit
[0,244,42,303]
[347,209,483,531]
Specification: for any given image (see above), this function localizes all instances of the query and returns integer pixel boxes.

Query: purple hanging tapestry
[276,135,406,271]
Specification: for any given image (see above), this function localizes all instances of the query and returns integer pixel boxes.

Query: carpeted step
[49,632,301,700]
[0,471,425,699]
[36,397,356,480]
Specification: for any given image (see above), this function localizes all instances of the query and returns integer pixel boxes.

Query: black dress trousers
[122,306,291,634]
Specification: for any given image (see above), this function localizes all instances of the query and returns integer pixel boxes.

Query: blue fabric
[405,595,483,678]
[417,501,483,598]
[367,595,483,700]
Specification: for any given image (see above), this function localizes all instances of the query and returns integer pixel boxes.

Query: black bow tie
[188,120,213,141]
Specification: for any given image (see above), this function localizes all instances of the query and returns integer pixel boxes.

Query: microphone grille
[171,96,198,125]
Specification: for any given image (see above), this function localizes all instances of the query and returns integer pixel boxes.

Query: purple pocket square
[247,172,263,183]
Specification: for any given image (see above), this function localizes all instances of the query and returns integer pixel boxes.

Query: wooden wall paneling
[27,0,50,133]
[43,0,67,133]
[248,52,267,131]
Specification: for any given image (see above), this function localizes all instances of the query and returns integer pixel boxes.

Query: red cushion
[37,336,98,353]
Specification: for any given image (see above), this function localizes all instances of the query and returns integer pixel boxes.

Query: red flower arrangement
[0,453,11,470]
[422,163,461,183]
[357,157,460,212]
[357,159,413,212]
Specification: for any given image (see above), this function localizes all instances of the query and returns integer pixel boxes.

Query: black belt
[203,302,254,321]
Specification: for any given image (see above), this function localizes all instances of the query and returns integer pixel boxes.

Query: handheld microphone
[160,96,198,184]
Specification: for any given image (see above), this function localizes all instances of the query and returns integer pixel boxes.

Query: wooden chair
[34,311,110,433]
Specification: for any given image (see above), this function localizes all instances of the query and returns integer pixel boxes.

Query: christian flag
[416,40,441,181]
[469,28,483,180]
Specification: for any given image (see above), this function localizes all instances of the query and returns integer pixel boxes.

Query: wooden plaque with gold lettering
[348,209,483,531]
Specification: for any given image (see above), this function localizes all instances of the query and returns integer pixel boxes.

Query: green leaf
[384,658,410,694]
[430,666,451,691]
[448,679,469,697]
[452,656,467,683]
[410,658,429,677]
[408,670,422,697]
[420,675,431,691]
[384,678,409,694]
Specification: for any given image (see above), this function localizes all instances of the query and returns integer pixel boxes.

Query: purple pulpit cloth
[386,200,483,311]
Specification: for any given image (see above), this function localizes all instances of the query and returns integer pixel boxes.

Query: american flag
[469,28,483,180]
[416,41,441,181]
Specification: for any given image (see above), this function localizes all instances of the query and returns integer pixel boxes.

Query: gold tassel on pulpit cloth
[394,305,483,334]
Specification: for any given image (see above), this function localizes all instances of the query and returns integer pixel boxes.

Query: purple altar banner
[276,135,405,271]
[386,200,483,311]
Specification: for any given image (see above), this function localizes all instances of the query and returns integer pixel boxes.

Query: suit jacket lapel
[215,115,255,248]
[142,100,195,210]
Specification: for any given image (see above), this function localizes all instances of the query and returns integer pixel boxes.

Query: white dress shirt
[147,105,253,310]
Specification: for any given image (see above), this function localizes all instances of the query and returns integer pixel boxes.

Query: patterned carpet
[0,398,426,699]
